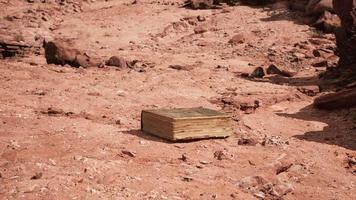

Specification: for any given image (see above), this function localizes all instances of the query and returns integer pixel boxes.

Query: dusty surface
[0,0,355,199]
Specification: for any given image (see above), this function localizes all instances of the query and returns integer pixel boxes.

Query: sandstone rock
[44,40,100,68]
[314,88,356,109]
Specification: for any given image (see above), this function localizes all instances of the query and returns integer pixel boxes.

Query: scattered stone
[248,160,256,166]
[31,172,43,180]
[106,56,128,68]
[345,153,356,174]
[214,149,231,160]
[237,175,293,199]
[293,52,306,61]
[49,159,56,166]
[40,107,65,116]
[121,150,136,158]
[33,90,46,96]
[182,176,194,182]
[228,33,245,45]
[298,85,320,96]
[266,64,296,77]
[250,67,265,78]
[276,163,293,175]
[87,92,102,97]
[261,135,289,146]
[179,154,188,162]
[197,15,206,22]
[194,25,208,34]
[196,164,204,169]
[237,176,271,195]
[237,137,258,146]
[200,160,209,165]
[169,64,194,71]
[272,181,294,197]
[239,100,260,114]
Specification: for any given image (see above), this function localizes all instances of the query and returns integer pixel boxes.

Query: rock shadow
[278,105,356,150]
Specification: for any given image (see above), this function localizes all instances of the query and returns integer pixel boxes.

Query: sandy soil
[0,0,355,199]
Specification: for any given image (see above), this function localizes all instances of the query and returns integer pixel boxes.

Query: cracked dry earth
[0,0,355,199]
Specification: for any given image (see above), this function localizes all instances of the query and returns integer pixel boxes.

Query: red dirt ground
[0,0,355,199]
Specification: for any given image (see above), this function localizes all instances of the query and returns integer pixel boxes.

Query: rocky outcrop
[0,40,31,58]
[333,0,356,68]
[313,0,356,110]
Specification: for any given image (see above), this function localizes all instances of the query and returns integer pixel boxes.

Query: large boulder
[44,40,101,68]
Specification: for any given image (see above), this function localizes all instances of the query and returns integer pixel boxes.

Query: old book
[141,107,233,141]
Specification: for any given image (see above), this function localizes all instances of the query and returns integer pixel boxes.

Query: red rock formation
[333,0,356,68]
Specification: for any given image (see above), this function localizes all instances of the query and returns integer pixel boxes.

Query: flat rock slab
[141,107,233,141]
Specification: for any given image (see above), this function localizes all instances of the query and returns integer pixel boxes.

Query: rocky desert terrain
[0,0,355,199]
